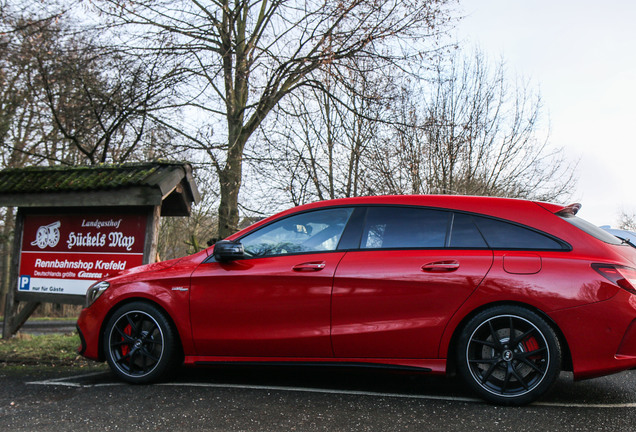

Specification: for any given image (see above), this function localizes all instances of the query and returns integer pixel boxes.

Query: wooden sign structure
[0,162,199,338]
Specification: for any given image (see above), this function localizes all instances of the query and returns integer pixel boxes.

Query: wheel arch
[444,301,572,375]
[97,297,184,363]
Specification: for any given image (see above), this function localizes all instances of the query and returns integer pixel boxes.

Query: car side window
[240,208,354,257]
[449,213,488,248]
[361,207,449,249]
[472,215,566,250]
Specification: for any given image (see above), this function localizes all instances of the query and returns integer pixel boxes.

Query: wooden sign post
[0,162,199,338]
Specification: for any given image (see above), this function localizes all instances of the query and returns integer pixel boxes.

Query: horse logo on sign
[31,221,61,249]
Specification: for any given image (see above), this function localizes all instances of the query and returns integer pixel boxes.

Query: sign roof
[0,162,199,215]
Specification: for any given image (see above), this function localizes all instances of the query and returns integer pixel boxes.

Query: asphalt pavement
[1,364,636,431]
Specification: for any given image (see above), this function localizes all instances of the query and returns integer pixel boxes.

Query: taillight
[592,263,636,295]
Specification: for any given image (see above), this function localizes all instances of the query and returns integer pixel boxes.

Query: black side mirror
[213,240,244,262]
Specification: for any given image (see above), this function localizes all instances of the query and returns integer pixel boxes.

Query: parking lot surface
[1,365,636,431]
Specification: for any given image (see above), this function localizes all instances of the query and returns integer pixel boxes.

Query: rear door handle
[421,260,460,272]
[293,261,326,272]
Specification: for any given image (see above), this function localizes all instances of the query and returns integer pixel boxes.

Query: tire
[456,305,561,405]
[103,301,179,384]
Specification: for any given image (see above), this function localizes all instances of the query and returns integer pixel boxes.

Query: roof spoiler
[555,203,582,216]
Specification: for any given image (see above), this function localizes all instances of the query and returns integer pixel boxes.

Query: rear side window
[361,207,449,249]
[473,215,566,250]
[449,213,488,248]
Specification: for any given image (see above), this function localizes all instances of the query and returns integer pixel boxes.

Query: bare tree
[0,15,52,167]
[254,50,576,209]
[29,25,176,164]
[617,211,636,231]
[0,11,58,311]
[250,59,387,206]
[86,0,452,237]
[365,51,576,201]
[157,196,218,260]
[0,4,181,167]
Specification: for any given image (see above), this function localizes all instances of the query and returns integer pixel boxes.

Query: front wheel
[456,306,562,405]
[103,302,179,384]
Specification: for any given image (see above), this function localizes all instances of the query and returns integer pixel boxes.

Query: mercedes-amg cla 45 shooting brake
[77,195,636,405]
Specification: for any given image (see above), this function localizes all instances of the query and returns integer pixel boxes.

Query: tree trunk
[0,208,15,313]
[217,133,245,238]
[218,169,242,238]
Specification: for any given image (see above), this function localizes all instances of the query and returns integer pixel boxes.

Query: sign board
[18,213,147,296]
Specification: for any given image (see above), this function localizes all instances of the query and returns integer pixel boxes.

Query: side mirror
[213,240,244,262]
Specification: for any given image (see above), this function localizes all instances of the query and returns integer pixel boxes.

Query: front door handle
[293,261,326,272]
[421,260,460,272]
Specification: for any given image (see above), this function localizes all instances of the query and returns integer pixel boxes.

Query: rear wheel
[103,302,179,383]
[457,306,561,405]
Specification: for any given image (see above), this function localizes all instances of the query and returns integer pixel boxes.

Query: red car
[77,195,636,405]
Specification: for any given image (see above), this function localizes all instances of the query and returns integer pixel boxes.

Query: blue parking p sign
[18,275,30,291]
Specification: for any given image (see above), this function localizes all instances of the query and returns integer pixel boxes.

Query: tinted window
[560,214,622,245]
[361,207,449,249]
[240,208,353,257]
[473,216,565,250]
[449,213,488,248]
[336,207,366,250]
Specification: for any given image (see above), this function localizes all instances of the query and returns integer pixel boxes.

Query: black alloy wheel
[104,301,179,383]
[457,306,562,405]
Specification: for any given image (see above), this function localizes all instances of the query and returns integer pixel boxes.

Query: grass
[0,332,91,366]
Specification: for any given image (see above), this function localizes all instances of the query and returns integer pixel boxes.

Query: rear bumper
[550,290,636,380]
[617,319,636,357]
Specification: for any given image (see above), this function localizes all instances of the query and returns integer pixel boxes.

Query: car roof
[226,195,570,241]
[290,194,566,212]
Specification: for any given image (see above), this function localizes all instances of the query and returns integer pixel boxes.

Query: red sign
[18,213,146,296]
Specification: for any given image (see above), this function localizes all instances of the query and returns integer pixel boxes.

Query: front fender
[94,278,194,360]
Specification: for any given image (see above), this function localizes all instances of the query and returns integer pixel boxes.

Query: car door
[331,208,494,359]
[190,207,354,358]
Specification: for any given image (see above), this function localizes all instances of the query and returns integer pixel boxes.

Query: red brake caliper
[522,336,540,360]
[121,324,132,358]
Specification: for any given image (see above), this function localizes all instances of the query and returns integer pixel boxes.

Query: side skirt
[184,356,446,374]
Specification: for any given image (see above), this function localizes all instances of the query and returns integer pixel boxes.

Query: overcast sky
[454,0,636,226]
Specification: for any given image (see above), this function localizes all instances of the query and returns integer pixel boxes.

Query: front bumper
[76,324,86,356]
[76,303,106,361]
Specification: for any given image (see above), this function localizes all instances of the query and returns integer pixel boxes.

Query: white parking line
[27,373,636,408]
[159,382,480,403]
[27,371,121,388]
[534,401,636,408]
[27,371,107,387]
